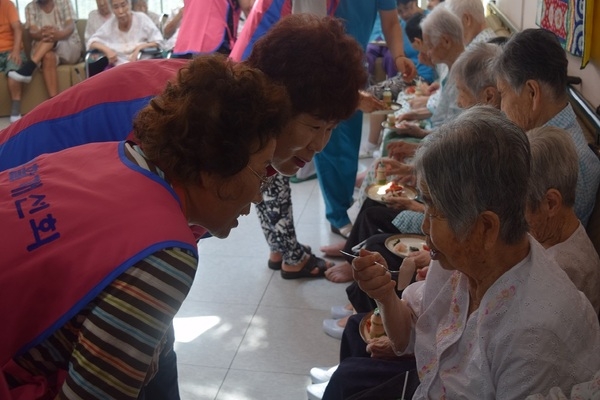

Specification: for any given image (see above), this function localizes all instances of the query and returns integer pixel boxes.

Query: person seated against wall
[330,106,600,400]
[525,126,600,313]
[0,54,291,399]
[132,0,161,28]
[322,40,505,288]
[383,38,504,163]
[8,0,82,98]
[494,28,600,227]
[389,6,464,139]
[318,126,600,396]
[84,0,112,43]
[445,0,496,47]
[87,0,164,67]
[322,6,468,285]
[0,0,27,123]
[361,0,437,159]
[313,123,600,399]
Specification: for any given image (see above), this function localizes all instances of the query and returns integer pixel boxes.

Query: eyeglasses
[246,165,274,192]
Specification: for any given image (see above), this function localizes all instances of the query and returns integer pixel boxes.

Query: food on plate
[381,182,405,202]
[405,86,416,95]
[393,241,408,254]
[368,308,386,339]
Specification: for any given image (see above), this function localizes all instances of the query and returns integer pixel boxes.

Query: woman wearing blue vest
[0,54,290,400]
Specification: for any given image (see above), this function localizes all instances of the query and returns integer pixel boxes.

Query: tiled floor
[1,115,372,399]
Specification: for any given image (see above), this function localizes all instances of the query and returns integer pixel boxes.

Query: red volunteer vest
[174,0,240,54]
[0,141,197,398]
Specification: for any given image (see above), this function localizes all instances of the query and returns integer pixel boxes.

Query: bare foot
[320,242,347,258]
[269,251,282,264]
[337,315,350,328]
[325,262,354,283]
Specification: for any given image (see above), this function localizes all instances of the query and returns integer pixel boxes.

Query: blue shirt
[545,104,600,226]
[334,0,397,50]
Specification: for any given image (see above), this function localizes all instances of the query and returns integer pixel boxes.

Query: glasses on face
[246,165,274,192]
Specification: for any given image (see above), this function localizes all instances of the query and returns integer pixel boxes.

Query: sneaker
[8,70,32,84]
[310,365,338,384]
[307,382,328,400]
[9,115,22,124]
[330,305,354,319]
[322,318,344,340]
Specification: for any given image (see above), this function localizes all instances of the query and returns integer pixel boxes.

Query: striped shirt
[9,143,198,399]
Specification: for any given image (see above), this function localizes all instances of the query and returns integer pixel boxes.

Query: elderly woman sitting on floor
[87,0,163,66]
[351,106,600,399]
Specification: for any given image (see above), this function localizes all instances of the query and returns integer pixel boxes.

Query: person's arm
[163,8,183,39]
[352,249,415,353]
[88,41,118,64]
[379,9,416,81]
[9,20,23,65]
[60,247,198,399]
[51,19,75,41]
[358,90,386,113]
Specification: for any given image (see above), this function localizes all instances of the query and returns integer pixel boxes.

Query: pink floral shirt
[400,237,600,400]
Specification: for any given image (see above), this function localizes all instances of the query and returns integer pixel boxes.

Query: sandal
[280,254,329,279]
[268,244,311,270]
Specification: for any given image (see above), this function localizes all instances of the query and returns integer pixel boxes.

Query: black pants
[322,315,418,400]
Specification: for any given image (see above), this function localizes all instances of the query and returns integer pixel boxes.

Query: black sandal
[280,254,329,279]
[268,245,311,270]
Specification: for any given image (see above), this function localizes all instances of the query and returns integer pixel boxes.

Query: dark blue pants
[138,323,180,400]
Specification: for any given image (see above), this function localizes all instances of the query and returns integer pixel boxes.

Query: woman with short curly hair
[245,14,369,278]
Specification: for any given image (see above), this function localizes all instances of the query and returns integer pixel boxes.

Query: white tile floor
[0,114,373,400]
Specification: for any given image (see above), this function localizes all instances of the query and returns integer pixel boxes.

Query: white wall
[495,0,600,108]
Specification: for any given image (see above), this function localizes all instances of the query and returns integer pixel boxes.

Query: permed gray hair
[526,126,578,211]
[450,42,502,101]
[445,0,486,25]
[414,106,530,243]
[421,5,464,47]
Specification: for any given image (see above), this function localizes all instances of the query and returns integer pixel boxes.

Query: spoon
[339,250,398,276]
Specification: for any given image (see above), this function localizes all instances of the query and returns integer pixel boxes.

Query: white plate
[366,183,417,204]
[371,103,401,115]
[385,234,427,257]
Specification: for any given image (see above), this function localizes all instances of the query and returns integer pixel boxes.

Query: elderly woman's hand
[352,249,397,302]
[105,49,118,65]
[406,250,431,269]
[409,95,429,109]
[366,335,397,358]
[396,122,428,139]
[358,90,386,113]
[385,198,424,213]
[380,158,412,176]
[387,141,418,161]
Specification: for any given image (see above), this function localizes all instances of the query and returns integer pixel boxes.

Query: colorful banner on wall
[536,0,596,68]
